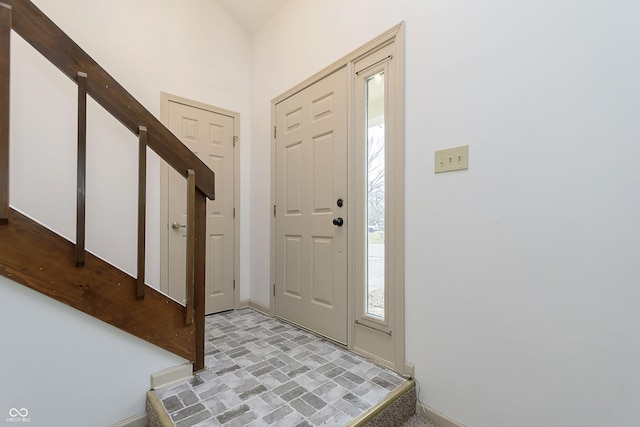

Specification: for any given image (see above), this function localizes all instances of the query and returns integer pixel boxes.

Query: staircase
[0,0,212,370]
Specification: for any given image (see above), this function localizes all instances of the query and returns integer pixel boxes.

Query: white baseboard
[150,362,193,389]
[403,362,415,377]
[109,413,148,427]
[240,299,270,315]
[419,402,467,427]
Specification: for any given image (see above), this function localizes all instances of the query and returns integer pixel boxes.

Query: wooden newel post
[185,167,208,371]
[193,187,207,372]
[0,4,11,225]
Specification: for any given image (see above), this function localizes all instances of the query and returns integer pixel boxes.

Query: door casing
[160,92,240,313]
[270,23,408,375]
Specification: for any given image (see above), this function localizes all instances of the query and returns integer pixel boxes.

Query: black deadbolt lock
[336,198,344,207]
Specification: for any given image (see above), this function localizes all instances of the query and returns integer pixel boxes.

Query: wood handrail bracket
[0,1,213,370]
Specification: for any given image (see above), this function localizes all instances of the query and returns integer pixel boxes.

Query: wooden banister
[0,0,211,371]
[2,0,215,199]
[0,4,10,225]
[0,208,197,362]
[137,126,147,301]
[75,71,87,267]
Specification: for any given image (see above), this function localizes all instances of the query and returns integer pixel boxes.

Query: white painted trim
[418,402,467,427]
[346,58,356,351]
[271,23,403,105]
[150,362,193,390]
[269,22,407,375]
[351,31,405,373]
[147,390,174,427]
[159,92,241,310]
[350,343,396,372]
[108,413,148,427]
[403,362,415,378]
[269,100,277,318]
[240,299,271,315]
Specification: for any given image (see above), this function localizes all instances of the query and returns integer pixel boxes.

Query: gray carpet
[402,413,436,427]
[361,384,415,427]
[360,384,437,427]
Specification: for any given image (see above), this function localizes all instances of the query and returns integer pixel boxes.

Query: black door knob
[333,217,344,226]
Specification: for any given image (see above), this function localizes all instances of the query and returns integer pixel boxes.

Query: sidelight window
[366,72,385,320]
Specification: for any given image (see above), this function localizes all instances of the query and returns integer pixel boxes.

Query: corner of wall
[418,402,467,427]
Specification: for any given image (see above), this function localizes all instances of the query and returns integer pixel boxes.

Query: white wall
[6,0,640,425]
[249,1,640,426]
[0,276,185,426]
[5,0,252,423]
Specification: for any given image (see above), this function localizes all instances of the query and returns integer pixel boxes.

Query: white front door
[161,97,236,315]
[274,67,348,344]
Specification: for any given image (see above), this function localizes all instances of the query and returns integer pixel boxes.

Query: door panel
[275,67,347,344]
[311,236,334,306]
[165,100,235,314]
[284,235,303,298]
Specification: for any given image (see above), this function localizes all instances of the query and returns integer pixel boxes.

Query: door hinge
[273,284,276,297]
[233,207,236,218]
[233,136,239,147]
[274,126,277,139]
[233,279,236,290]
[273,204,276,217]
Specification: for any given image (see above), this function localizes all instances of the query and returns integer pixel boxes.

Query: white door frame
[160,92,241,311]
[270,23,408,375]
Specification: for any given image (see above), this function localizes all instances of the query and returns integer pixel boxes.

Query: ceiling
[216,0,289,35]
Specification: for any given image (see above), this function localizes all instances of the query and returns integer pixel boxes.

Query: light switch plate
[435,145,468,173]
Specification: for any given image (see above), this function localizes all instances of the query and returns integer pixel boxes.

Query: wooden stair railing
[0,1,212,371]
[0,208,198,362]
[2,0,215,197]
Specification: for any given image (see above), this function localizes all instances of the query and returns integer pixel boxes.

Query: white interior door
[162,98,235,315]
[275,67,348,344]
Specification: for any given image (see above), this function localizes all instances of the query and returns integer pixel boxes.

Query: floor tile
[154,308,405,426]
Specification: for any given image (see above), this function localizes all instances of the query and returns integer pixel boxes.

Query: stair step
[351,381,417,427]
[146,309,418,427]
[147,391,173,427]
[403,414,437,427]
[147,381,419,427]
